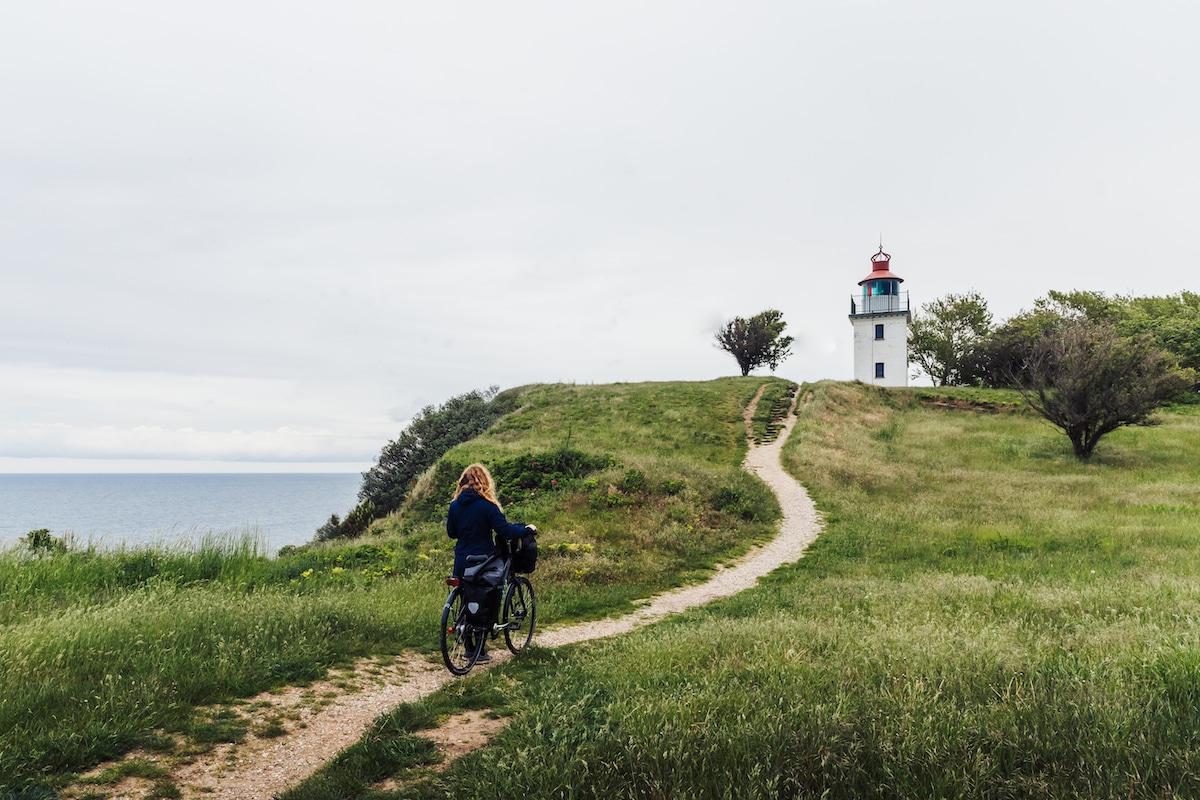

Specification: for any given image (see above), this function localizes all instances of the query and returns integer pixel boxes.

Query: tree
[980,290,1200,392]
[714,310,794,377]
[357,386,517,519]
[908,291,993,386]
[977,308,1061,388]
[1009,316,1192,459]
[1121,292,1200,378]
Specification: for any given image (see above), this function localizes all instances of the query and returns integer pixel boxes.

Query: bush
[618,469,647,495]
[312,500,378,542]
[22,529,67,556]
[711,486,755,520]
[405,449,617,518]
[492,449,617,504]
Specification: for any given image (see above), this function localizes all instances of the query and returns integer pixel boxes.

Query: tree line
[910,290,1198,458]
[315,386,518,541]
[320,291,1194,542]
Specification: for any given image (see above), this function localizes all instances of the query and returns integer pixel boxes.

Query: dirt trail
[83,385,822,800]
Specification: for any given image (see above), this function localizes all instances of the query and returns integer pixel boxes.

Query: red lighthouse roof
[858,246,904,285]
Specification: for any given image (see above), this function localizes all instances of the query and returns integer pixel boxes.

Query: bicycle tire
[502,576,537,653]
[441,587,484,675]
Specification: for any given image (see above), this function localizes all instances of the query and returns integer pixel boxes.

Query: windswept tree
[1010,316,1192,459]
[908,291,993,386]
[714,310,794,377]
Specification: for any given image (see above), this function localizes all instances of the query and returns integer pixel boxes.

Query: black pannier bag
[510,531,538,574]
[462,554,504,626]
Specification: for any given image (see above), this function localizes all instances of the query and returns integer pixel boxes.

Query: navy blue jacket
[446,488,528,576]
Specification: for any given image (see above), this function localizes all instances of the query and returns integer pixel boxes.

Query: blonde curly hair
[454,463,501,508]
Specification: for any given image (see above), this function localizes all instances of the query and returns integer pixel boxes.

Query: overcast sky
[2,2,1196,473]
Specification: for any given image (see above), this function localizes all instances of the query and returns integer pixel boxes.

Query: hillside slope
[392,381,1200,800]
[1,377,797,794]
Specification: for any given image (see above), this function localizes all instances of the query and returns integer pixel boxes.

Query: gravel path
[85,386,822,799]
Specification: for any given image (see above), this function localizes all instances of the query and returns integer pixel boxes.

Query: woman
[446,463,533,660]
[446,462,533,576]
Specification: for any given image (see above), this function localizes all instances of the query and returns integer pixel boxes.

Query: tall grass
[0,532,269,624]
[0,563,441,786]
[342,381,1200,800]
[1,377,788,793]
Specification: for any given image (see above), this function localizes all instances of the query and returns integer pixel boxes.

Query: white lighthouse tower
[849,246,910,386]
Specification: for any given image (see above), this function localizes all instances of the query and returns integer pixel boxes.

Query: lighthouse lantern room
[849,246,910,386]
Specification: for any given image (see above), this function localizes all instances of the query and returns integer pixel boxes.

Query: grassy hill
[290,381,1200,800]
[0,377,789,794]
[5,378,1199,798]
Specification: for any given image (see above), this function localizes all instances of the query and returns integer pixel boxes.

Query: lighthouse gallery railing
[849,292,909,316]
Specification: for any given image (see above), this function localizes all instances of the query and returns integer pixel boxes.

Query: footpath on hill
[80,385,823,800]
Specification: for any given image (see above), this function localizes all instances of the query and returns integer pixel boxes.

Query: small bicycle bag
[510,532,538,574]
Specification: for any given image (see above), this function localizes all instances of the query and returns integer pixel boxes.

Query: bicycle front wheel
[502,576,537,653]
[441,587,483,675]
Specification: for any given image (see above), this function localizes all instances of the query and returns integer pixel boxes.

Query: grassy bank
[0,377,787,794]
[305,381,1200,799]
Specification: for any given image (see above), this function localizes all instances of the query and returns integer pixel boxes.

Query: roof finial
[872,238,890,263]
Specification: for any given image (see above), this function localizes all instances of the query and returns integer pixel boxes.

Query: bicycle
[440,542,537,675]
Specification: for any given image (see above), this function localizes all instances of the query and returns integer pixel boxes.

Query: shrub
[314,501,377,542]
[406,449,617,517]
[314,514,341,542]
[22,529,67,556]
[659,478,687,496]
[711,485,762,521]
[618,469,647,495]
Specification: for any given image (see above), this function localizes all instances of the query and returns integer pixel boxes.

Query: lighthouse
[849,246,910,386]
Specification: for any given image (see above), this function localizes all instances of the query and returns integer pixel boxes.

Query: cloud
[2,2,1198,469]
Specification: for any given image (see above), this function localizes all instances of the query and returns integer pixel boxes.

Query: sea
[0,473,363,554]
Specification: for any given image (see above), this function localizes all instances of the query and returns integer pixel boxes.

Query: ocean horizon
[0,473,363,553]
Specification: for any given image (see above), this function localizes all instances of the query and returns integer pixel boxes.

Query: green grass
[380,378,785,626]
[18,377,1198,798]
[302,380,1200,800]
[0,377,786,793]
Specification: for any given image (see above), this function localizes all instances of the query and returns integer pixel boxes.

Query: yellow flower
[301,568,314,579]
[331,567,345,574]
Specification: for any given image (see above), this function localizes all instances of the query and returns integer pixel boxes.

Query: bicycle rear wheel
[441,587,484,675]
[502,576,537,653]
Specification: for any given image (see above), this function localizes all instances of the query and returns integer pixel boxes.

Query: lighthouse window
[875,324,884,340]
[875,362,885,379]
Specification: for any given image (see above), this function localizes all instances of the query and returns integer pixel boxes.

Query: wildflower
[331,567,345,574]
[301,568,314,579]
